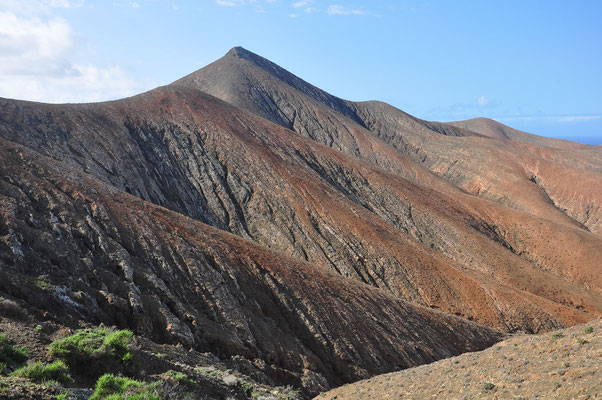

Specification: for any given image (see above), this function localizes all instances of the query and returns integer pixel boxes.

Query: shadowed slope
[0,87,600,333]
[0,137,503,396]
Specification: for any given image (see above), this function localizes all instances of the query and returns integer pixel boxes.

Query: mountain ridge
[0,46,600,398]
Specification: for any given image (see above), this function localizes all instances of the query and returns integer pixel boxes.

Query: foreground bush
[49,328,134,378]
[11,360,72,385]
[0,334,28,373]
[90,374,160,400]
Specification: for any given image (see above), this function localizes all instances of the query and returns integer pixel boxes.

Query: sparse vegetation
[577,338,589,345]
[279,385,300,400]
[11,360,72,385]
[481,382,496,392]
[552,332,564,340]
[28,276,52,290]
[55,391,69,400]
[0,298,26,319]
[194,366,223,379]
[90,374,160,400]
[49,328,134,378]
[239,380,254,395]
[162,370,196,388]
[584,326,594,334]
[0,334,28,372]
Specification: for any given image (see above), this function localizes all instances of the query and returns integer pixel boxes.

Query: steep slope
[175,47,602,236]
[0,137,503,396]
[315,320,601,400]
[1,87,600,333]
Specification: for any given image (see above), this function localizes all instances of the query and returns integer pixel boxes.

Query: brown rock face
[0,46,600,395]
[0,138,502,395]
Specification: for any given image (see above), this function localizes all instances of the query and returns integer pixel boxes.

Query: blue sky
[1,0,601,144]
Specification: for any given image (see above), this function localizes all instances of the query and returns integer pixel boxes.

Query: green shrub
[162,370,196,388]
[49,328,134,378]
[584,326,594,334]
[552,333,564,340]
[90,374,160,400]
[55,391,69,400]
[0,334,28,372]
[11,360,72,385]
[28,277,52,290]
[481,382,496,392]
[239,380,254,395]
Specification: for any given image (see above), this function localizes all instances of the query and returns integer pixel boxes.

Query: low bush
[552,332,564,340]
[0,334,28,372]
[239,380,254,395]
[481,382,496,392]
[162,370,196,388]
[90,374,160,400]
[49,328,134,379]
[11,360,72,385]
[0,298,26,319]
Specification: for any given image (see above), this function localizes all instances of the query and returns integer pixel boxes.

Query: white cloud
[0,10,146,103]
[0,64,145,103]
[0,0,83,13]
[0,12,75,76]
[288,13,297,17]
[47,0,82,7]
[216,0,255,6]
[327,4,364,15]
[292,0,308,7]
[477,95,489,107]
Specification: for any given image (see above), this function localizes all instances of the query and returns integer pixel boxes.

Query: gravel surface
[315,320,601,400]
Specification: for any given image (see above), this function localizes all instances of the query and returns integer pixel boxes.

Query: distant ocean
[568,137,602,145]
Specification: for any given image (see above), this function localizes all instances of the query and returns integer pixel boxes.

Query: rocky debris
[0,318,302,399]
[0,376,64,400]
[315,320,602,400]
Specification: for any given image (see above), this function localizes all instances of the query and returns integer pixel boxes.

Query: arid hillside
[0,136,502,396]
[315,320,601,400]
[0,47,601,398]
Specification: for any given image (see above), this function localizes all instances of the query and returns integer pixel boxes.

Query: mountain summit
[0,47,600,398]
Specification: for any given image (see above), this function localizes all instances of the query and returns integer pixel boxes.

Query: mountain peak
[173,46,364,126]
[225,46,256,60]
